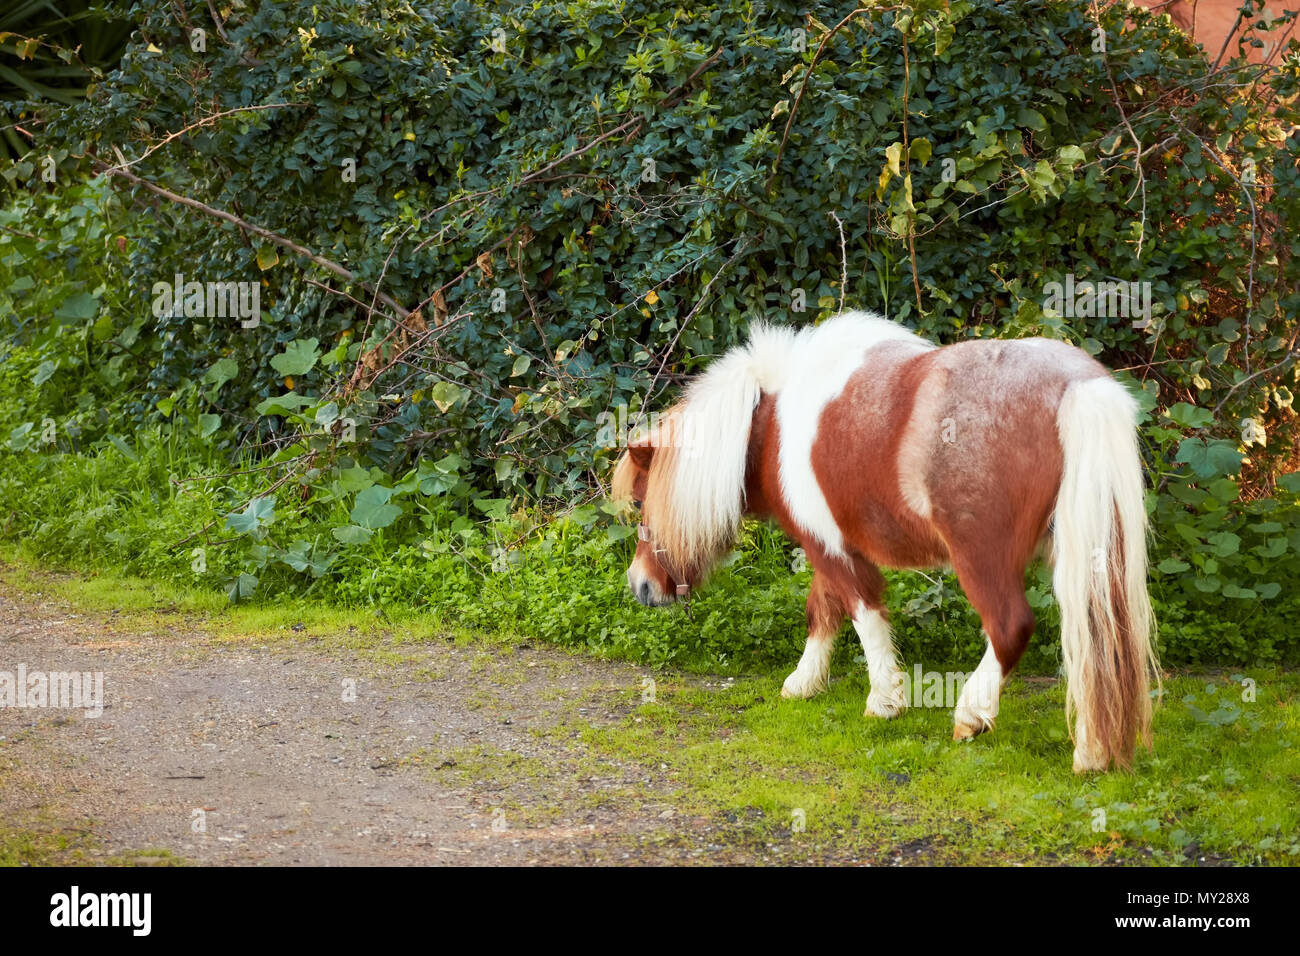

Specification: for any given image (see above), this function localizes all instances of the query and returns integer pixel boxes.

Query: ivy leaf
[198,413,222,438]
[350,485,401,529]
[270,338,321,377]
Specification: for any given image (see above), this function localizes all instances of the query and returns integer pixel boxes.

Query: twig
[93,156,410,318]
[645,238,753,410]
[769,8,886,192]
[99,103,307,175]
[829,211,848,311]
[1090,2,1147,258]
[1209,349,1299,421]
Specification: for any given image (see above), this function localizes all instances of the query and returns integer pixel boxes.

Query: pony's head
[610,397,752,607]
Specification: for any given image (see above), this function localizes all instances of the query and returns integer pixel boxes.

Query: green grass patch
[569,668,1300,865]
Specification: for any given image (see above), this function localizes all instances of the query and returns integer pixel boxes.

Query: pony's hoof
[781,673,822,699]
[865,689,906,719]
[1072,748,1107,773]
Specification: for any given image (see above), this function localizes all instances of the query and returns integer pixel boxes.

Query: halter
[637,523,693,613]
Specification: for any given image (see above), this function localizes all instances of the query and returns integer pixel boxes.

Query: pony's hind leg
[781,570,844,699]
[947,558,1036,740]
[854,603,907,718]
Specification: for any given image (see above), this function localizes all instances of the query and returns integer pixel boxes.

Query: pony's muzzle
[627,563,675,607]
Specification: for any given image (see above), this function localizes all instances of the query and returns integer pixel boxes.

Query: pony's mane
[644,322,799,574]
[620,311,925,576]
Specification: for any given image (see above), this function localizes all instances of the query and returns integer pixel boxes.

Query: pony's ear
[627,441,655,470]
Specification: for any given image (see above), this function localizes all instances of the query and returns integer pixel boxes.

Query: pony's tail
[1052,377,1159,772]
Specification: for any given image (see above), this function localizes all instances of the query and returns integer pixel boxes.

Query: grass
[2,537,1298,865]
[556,667,1300,864]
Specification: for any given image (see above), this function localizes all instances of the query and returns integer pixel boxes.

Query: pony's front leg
[781,571,844,699]
[853,603,907,718]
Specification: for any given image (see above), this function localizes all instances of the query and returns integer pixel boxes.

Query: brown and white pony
[612,311,1159,772]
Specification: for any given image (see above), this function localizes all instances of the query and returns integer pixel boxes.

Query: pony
[611,310,1159,772]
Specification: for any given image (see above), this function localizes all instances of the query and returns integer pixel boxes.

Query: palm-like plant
[0,0,133,159]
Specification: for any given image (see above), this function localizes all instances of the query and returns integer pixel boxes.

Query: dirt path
[0,586,725,865]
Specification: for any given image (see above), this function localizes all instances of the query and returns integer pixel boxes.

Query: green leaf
[1175,438,1243,478]
[6,422,34,451]
[256,245,280,270]
[226,497,276,536]
[270,338,321,377]
[1207,478,1238,503]
[1164,402,1214,429]
[106,434,138,461]
[429,381,463,412]
[203,357,239,389]
[1057,144,1085,167]
[1156,558,1190,574]
[198,413,222,438]
[1207,531,1241,556]
[1015,107,1047,131]
[511,354,531,377]
[332,524,374,544]
[350,485,401,529]
[255,392,314,416]
[33,360,57,386]
[226,573,259,603]
[54,291,99,322]
[473,497,510,521]
[910,137,932,166]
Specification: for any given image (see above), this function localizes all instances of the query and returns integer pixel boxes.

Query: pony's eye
[633,499,643,509]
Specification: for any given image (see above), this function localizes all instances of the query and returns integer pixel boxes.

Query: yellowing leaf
[885,141,903,177]
[644,290,659,305]
[256,245,280,271]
